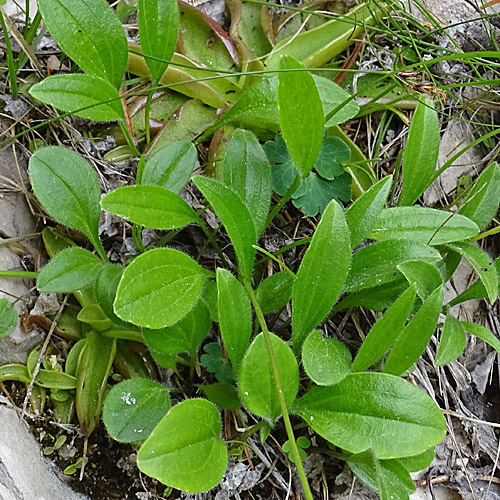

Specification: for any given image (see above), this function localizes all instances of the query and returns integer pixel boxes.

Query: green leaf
[292,172,352,217]
[41,227,77,258]
[255,271,294,314]
[397,448,435,472]
[458,162,500,230]
[435,314,466,366]
[221,129,272,236]
[37,0,127,89]
[448,242,498,304]
[398,98,439,206]
[138,0,178,84]
[137,399,227,493]
[369,207,479,245]
[101,185,197,230]
[200,342,235,385]
[193,176,256,279]
[114,248,210,329]
[302,330,351,386]
[29,147,102,252]
[396,261,443,301]
[292,372,446,458]
[343,241,441,293]
[352,285,417,372]
[143,301,210,355]
[0,299,17,339]
[216,269,252,372]
[200,383,241,410]
[103,378,171,443]
[383,286,444,376]
[200,279,218,322]
[29,74,124,121]
[292,200,351,351]
[141,141,196,193]
[278,56,324,179]
[77,304,112,332]
[239,332,299,421]
[313,136,351,180]
[95,265,129,327]
[345,176,392,248]
[76,331,116,436]
[462,322,500,354]
[37,247,104,293]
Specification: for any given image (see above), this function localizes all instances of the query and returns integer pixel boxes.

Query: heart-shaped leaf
[292,372,446,459]
[37,0,128,89]
[101,185,197,230]
[114,248,210,329]
[239,332,299,421]
[37,247,104,293]
[137,399,227,493]
[103,378,171,443]
[292,200,351,351]
[29,74,124,121]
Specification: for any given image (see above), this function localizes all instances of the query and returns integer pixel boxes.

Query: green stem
[238,420,268,442]
[243,280,313,500]
[136,154,146,184]
[470,224,500,242]
[145,85,155,146]
[252,245,296,280]
[0,270,38,279]
[132,224,145,253]
[118,120,141,158]
[91,236,110,264]
[265,175,301,229]
[0,11,18,99]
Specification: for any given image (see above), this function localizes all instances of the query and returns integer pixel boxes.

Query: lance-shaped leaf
[193,176,256,279]
[222,129,272,236]
[448,242,498,304]
[239,332,299,421]
[278,56,324,179]
[37,0,127,89]
[141,141,196,193]
[29,147,102,252]
[352,285,417,372]
[292,200,351,352]
[458,162,500,230]
[291,372,446,459]
[137,399,227,493]
[383,286,444,376]
[255,271,294,314]
[345,175,392,248]
[435,314,466,366]
[216,269,251,371]
[369,207,479,245]
[0,299,17,339]
[114,248,210,329]
[398,98,439,206]
[29,74,123,122]
[103,378,171,443]
[302,330,351,386]
[397,261,442,301]
[37,247,104,293]
[462,322,500,354]
[101,185,197,230]
[138,0,179,84]
[343,241,441,293]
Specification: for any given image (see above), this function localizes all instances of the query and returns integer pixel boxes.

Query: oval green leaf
[435,314,466,366]
[29,147,102,251]
[114,248,210,329]
[239,332,299,421]
[29,74,123,121]
[101,185,197,230]
[137,399,227,493]
[291,372,446,459]
[369,207,479,245]
[103,378,171,443]
[37,0,128,89]
[193,176,256,279]
[138,0,179,84]
[255,271,294,314]
[292,200,351,351]
[278,56,324,179]
[141,140,196,193]
[398,98,439,206]
[37,247,104,293]
[302,330,351,386]
[0,299,17,339]
[216,269,252,372]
